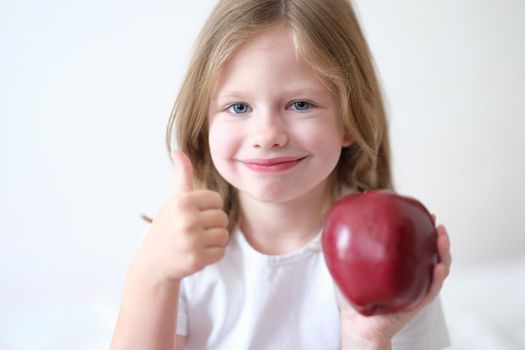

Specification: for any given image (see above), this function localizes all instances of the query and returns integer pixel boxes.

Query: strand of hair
[140,213,153,223]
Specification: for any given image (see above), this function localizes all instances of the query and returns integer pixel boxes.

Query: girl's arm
[110,151,228,350]
[175,336,186,350]
[110,258,182,350]
[340,332,391,350]
[110,259,188,350]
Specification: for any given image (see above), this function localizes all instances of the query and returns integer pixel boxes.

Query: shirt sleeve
[391,295,451,350]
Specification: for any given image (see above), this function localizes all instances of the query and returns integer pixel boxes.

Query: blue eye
[291,101,311,111]
[228,103,250,114]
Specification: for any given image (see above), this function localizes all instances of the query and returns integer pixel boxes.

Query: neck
[238,181,331,255]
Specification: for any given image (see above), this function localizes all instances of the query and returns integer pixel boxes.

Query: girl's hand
[132,151,229,283]
[336,216,452,348]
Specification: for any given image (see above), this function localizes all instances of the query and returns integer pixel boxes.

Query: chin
[241,180,323,205]
[245,186,291,203]
[230,180,284,201]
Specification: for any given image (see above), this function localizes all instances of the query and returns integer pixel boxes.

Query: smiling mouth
[241,156,307,172]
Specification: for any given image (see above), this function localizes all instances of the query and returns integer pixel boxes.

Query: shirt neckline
[232,227,323,266]
[230,185,356,266]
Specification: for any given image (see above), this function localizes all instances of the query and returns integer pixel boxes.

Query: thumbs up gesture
[136,151,229,282]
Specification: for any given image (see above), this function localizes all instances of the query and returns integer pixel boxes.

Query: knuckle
[220,229,230,244]
[177,215,200,233]
[186,218,200,232]
[186,251,203,271]
[218,248,226,259]
[164,195,194,215]
[174,194,193,210]
[181,234,200,251]
[204,190,223,208]
[212,248,226,262]
[214,192,224,208]
[216,210,229,227]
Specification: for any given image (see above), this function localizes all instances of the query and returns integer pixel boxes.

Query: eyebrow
[213,86,329,101]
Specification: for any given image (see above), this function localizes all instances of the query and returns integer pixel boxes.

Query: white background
[1,0,524,349]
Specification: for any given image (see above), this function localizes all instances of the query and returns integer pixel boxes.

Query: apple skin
[322,189,438,316]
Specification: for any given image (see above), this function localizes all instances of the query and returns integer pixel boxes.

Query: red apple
[322,189,438,316]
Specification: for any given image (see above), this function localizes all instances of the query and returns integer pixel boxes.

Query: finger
[430,213,437,226]
[203,246,226,265]
[407,226,451,313]
[186,190,224,210]
[427,262,447,300]
[199,208,229,229]
[203,228,230,248]
[171,151,194,195]
[409,262,447,313]
[436,225,452,276]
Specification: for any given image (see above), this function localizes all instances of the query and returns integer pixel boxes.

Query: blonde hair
[144,0,393,228]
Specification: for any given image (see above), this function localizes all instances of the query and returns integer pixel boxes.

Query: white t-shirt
[176,228,451,349]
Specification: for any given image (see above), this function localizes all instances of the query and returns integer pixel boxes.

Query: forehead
[211,24,328,97]
[237,23,298,56]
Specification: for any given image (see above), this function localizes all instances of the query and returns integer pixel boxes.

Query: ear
[342,133,353,147]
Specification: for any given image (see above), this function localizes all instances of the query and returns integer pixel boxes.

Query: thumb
[170,150,194,195]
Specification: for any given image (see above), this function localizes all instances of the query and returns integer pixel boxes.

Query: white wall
[355,0,525,262]
[1,1,524,349]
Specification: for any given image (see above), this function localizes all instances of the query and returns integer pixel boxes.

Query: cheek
[208,121,240,161]
[299,123,344,154]
[296,123,344,175]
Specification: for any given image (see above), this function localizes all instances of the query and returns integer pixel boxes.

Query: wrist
[341,338,392,350]
[340,319,392,350]
[129,252,182,288]
[341,334,391,350]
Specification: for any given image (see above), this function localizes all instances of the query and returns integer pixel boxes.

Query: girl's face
[208,24,351,204]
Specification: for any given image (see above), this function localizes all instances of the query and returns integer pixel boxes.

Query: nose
[249,110,289,149]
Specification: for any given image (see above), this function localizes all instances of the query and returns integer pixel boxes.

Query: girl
[111,0,452,349]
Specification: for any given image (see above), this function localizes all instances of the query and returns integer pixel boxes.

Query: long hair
[144,0,393,229]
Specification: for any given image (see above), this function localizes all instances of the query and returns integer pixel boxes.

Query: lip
[241,156,307,172]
